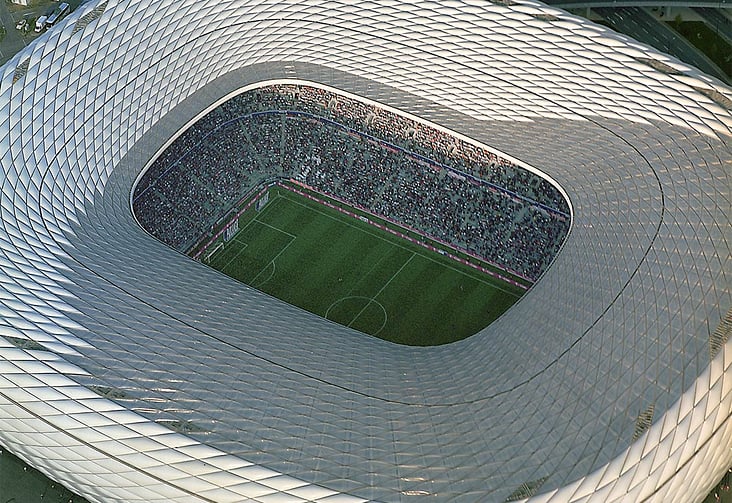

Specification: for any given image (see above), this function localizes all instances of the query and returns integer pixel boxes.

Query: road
[694,6,732,44]
[0,2,29,65]
[594,6,730,81]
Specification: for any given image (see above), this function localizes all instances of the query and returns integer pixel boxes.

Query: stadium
[0,0,729,502]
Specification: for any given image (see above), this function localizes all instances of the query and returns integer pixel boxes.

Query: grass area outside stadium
[0,447,89,503]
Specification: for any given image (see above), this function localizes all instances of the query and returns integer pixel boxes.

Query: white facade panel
[0,0,728,502]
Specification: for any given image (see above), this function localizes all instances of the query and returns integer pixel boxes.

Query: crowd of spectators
[133,84,570,281]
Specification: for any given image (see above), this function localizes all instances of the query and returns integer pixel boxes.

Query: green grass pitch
[207,188,525,345]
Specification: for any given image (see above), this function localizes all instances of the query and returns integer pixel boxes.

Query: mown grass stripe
[208,189,524,345]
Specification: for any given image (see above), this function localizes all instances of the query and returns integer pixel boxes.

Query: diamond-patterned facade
[0,1,729,502]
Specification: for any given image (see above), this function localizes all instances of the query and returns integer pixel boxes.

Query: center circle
[325,296,388,336]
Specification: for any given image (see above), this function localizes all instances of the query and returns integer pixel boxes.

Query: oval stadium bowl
[0,1,729,502]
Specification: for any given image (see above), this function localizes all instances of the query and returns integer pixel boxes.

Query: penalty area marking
[250,261,275,289]
[248,218,296,286]
[325,296,388,336]
[217,238,249,273]
[213,210,295,286]
[254,217,296,239]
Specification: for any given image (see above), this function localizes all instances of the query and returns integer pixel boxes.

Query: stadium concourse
[0,1,729,503]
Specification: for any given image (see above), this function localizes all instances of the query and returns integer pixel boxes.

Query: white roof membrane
[0,1,729,502]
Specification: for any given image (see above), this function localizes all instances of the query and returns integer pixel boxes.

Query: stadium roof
[0,0,729,502]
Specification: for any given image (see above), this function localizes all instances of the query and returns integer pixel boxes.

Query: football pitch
[207,187,526,345]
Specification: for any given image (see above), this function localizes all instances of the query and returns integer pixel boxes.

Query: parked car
[15,19,27,31]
